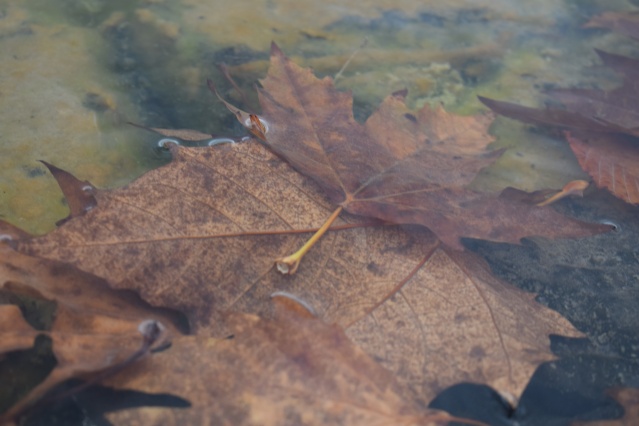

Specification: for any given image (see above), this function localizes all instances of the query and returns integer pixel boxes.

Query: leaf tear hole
[157,138,181,149]
[207,137,236,146]
[599,220,621,233]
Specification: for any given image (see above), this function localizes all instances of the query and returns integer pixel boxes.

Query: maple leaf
[0,44,614,424]
[0,245,182,423]
[98,297,482,426]
[479,49,639,137]
[479,13,639,205]
[6,141,584,408]
[212,43,608,273]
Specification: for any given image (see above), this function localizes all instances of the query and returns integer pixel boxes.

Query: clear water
[1,0,638,424]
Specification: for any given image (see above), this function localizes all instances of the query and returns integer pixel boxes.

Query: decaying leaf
[0,245,180,423]
[127,121,216,142]
[480,25,639,205]
[344,244,585,404]
[218,43,607,253]
[9,141,584,405]
[100,297,480,426]
[479,50,639,136]
[0,305,39,354]
[38,161,97,225]
[564,131,639,205]
[1,43,614,424]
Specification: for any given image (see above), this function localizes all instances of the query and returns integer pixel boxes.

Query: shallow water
[1,0,638,424]
[2,0,631,234]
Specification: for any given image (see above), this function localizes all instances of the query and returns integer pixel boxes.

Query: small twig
[218,63,254,112]
[334,38,368,82]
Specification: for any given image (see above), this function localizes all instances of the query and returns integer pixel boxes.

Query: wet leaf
[479,50,639,137]
[0,305,38,354]
[479,44,639,205]
[100,298,477,426]
[39,161,97,225]
[2,43,613,424]
[127,122,215,142]
[564,131,639,205]
[11,141,583,404]
[0,245,181,423]
[222,43,608,250]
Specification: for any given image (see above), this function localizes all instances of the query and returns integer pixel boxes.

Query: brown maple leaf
[7,141,584,405]
[100,296,483,426]
[479,23,639,205]
[212,43,608,273]
[0,245,182,423]
[479,50,639,136]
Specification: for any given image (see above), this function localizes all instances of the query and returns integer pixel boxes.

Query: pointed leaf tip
[270,41,284,57]
[477,95,496,108]
[39,161,97,222]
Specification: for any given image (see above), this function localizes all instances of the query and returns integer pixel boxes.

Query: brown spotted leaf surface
[0,245,179,423]
[479,15,639,205]
[0,45,612,424]
[101,298,465,426]
[232,43,607,249]
[8,140,583,410]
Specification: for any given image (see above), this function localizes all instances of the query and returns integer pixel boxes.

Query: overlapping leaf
[0,44,613,423]
[101,298,471,426]
[480,14,639,205]
[5,140,584,406]
[221,43,608,249]
[0,245,179,423]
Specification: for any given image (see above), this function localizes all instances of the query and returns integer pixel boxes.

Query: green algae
[2,0,638,236]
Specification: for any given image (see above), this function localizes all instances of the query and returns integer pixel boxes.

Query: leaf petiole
[536,180,589,207]
[276,206,343,275]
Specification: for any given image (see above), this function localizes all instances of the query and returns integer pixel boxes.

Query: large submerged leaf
[480,14,639,205]
[0,246,178,423]
[9,141,584,402]
[101,298,470,426]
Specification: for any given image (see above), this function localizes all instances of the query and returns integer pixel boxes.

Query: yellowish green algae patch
[2,0,638,235]
[0,3,155,234]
